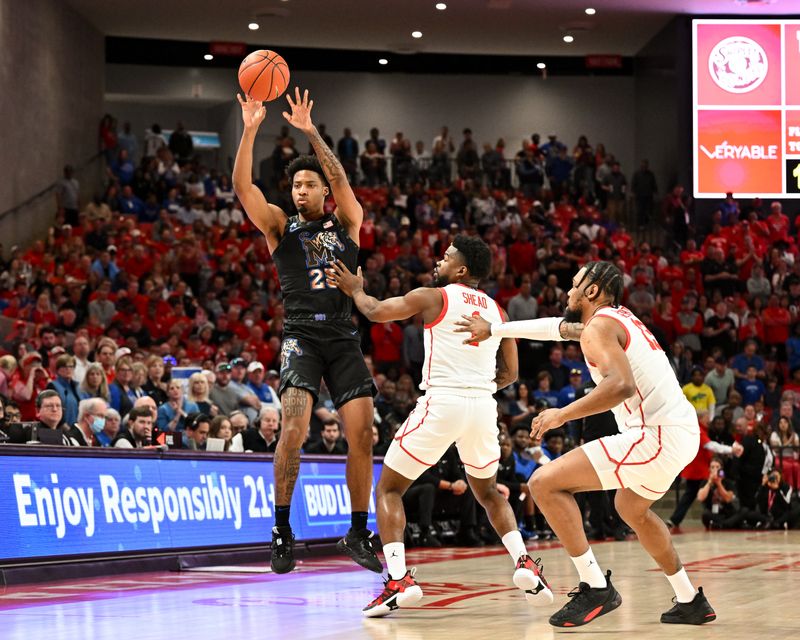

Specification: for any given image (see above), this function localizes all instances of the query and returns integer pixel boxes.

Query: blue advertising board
[0,451,381,562]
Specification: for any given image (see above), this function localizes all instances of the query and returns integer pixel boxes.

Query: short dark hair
[322,418,340,429]
[128,406,153,423]
[35,390,61,410]
[185,412,211,431]
[452,235,491,280]
[286,155,329,189]
[577,261,624,307]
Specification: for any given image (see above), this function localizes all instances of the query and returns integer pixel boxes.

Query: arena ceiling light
[585,7,596,15]
[412,30,423,38]
[435,2,447,9]
[563,35,574,43]
[248,22,260,30]
[378,58,388,65]
[204,54,214,60]
[536,62,546,69]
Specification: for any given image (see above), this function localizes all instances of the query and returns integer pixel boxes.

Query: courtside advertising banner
[693,19,800,198]
[0,452,380,561]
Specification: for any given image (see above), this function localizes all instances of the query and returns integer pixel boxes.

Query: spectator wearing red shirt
[495,273,519,309]
[766,201,791,245]
[763,294,792,353]
[508,232,536,276]
[11,351,51,420]
[679,238,705,268]
[379,230,401,264]
[370,321,403,374]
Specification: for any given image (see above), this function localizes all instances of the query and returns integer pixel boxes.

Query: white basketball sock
[570,548,607,588]
[666,567,697,603]
[383,542,407,581]
[502,530,528,563]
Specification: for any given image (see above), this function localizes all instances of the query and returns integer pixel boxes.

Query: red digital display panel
[693,20,800,198]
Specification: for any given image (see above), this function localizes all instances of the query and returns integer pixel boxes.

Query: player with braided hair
[458,261,716,628]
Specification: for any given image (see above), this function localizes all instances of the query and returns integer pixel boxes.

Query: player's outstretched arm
[327,260,436,322]
[233,93,287,252]
[530,317,634,439]
[283,88,363,239]
[455,314,583,345]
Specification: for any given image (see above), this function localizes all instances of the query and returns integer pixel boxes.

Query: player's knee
[529,468,552,500]
[277,423,306,448]
[615,495,646,527]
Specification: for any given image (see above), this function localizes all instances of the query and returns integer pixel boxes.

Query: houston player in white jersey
[328,235,580,618]
[458,261,716,628]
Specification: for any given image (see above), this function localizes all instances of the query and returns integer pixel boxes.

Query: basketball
[237,50,290,102]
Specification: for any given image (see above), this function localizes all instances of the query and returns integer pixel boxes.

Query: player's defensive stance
[328,236,580,618]
[457,261,716,628]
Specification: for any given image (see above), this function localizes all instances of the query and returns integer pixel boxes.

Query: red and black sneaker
[513,555,554,606]
[549,570,622,628]
[660,587,716,624]
[362,569,423,618]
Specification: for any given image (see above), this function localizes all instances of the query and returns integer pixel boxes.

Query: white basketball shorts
[384,391,500,480]
[582,424,699,501]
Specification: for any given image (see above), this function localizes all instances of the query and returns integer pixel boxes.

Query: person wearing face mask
[67,398,108,446]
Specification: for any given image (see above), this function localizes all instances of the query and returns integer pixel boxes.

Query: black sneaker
[549,570,622,628]
[660,587,716,625]
[270,526,296,574]
[337,528,383,573]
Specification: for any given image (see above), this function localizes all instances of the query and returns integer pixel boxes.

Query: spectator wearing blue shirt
[110,148,135,185]
[562,344,589,383]
[46,354,82,426]
[786,323,800,374]
[533,371,560,409]
[157,379,199,432]
[731,339,765,381]
[117,122,138,163]
[558,369,584,408]
[245,361,281,412]
[95,408,121,447]
[90,250,120,282]
[736,365,766,405]
[118,185,145,216]
[540,430,565,463]
[510,427,539,481]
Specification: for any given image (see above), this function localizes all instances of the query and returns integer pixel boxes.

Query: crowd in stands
[0,115,798,541]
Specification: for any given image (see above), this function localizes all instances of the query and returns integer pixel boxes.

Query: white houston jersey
[420,283,504,395]
[585,306,697,430]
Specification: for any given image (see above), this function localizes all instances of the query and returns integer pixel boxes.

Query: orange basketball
[238,50,290,102]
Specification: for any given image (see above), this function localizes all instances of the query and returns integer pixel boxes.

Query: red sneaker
[513,555,554,606]
[362,569,423,618]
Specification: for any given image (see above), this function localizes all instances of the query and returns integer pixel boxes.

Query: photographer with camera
[750,469,797,530]
[697,457,740,529]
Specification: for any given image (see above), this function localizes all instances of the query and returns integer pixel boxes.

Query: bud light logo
[708,36,768,94]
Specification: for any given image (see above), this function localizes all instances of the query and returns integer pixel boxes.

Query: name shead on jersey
[421,284,503,395]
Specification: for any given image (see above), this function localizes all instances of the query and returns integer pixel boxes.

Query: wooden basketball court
[0,529,796,640]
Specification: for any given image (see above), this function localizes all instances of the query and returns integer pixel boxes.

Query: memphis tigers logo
[299,230,345,268]
[299,230,346,290]
[280,338,303,370]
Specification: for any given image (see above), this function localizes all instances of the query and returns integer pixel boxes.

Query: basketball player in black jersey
[233,88,380,574]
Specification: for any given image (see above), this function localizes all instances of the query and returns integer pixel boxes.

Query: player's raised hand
[455,313,492,344]
[327,260,363,297]
[237,93,266,130]
[282,87,314,133]
[559,320,584,341]
[530,408,566,440]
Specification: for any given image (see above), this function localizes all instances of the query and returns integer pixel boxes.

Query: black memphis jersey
[271,213,358,322]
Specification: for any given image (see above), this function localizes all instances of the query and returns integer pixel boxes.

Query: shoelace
[560,583,592,612]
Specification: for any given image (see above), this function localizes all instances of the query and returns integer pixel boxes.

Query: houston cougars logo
[299,230,345,268]
[280,338,303,370]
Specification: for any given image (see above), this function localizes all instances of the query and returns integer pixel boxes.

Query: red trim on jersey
[587,360,598,368]
[424,288,448,329]
[394,397,435,467]
[462,457,501,471]
[425,327,434,385]
[639,484,668,495]
[597,425,664,489]
[623,401,631,414]
[591,312,630,351]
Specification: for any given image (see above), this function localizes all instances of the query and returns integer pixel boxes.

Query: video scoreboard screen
[693,19,800,198]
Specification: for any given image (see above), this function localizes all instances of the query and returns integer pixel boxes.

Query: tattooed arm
[282,88,364,242]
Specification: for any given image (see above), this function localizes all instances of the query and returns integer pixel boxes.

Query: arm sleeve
[491,317,565,341]
[704,441,733,455]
